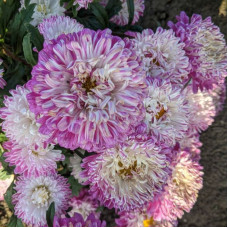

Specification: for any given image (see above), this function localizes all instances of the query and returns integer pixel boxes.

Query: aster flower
[0,85,48,147]
[0,59,6,89]
[179,133,202,160]
[168,11,227,92]
[20,0,65,26]
[147,151,203,221]
[13,173,71,226]
[127,28,190,83]
[100,0,144,26]
[38,15,84,43]
[3,141,64,177]
[142,77,189,146]
[68,188,100,220]
[185,86,216,135]
[116,209,177,227]
[27,29,147,151]
[73,0,93,10]
[80,138,171,211]
[53,212,106,227]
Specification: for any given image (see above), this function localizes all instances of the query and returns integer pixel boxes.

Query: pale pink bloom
[38,15,84,42]
[168,12,227,92]
[80,138,171,211]
[13,173,71,226]
[147,151,203,221]
[142,78,189,146]
[0,86,48,147]
[128,28,190,84]
[3,141,64,177]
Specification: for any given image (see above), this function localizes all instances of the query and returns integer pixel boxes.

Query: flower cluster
[0,1,226,227]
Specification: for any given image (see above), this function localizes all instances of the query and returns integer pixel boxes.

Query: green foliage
[105,0,122,19]
[68,176,83,196]
[127,0,135,25]
[46,202,55,227]
[7,215,24,227]
[23,33,37,66]
[4,180,15,211]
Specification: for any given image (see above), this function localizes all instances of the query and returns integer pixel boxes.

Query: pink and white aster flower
[38,15,84,43]
[27,29,147,151]
[0,59,6,89]
[3,141,64,177]
[168,11,227,92]
[116,209,177,227]
[73,0,93,10]
[142,78,189,146]
[147,151,203,221]
[0,86,48,147]
[20,0,65,26]
[127,28,190,83]
[13,173,71,226]
[68,188,100,220]
[101,0,144,26]
[185,85,216,135]
[80,138,171,211]
[54,212,106,227]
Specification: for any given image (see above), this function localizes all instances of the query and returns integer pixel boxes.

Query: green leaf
[25,23,44,51]
[90,2,108,28]
[4,180,15,211]
[22,33,36,66]
[0,133,7,143]
[68,176,83,196]
[7,215,24,227]
[105,0,122,19]
[127,0,134,25]
[46,202,55,227]
[8,3,36,52]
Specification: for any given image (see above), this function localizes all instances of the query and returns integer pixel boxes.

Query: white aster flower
[0,85,48,147]
[20,0,65,26]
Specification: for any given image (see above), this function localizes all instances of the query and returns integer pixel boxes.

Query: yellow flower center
[143,217,155,227]
[37,4,47,14]
[82,77,96,93]
[118,160,138,177]
[155,106,166,120]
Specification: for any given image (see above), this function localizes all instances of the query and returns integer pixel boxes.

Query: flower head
[38,15,84,42]
[73,0,94,10]
[147,151,203,221]
[20,0,65,26]
[142,78,189,146]
[128,28,190,83]
[101,0,144,26]
[53,212,106,227]
[0,59,6,89]
[3,141,64,177]
[69,188,100,220]
[116,209,177,227]
[80,138,171,211]
[185,85,216,135]
[27,29,147,151]
[0,86,48,147]
[168,11,227,92]
[13,173,71,226]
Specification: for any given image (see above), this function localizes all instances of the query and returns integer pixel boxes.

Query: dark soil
[0,0,227,227]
